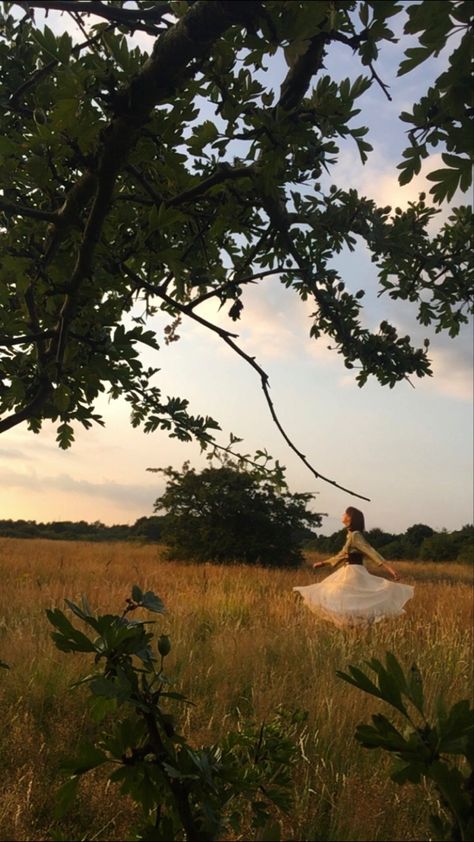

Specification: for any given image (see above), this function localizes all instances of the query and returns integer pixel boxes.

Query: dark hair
[345,506,365,532]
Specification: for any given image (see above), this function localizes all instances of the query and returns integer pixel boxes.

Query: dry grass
[0,538,472,841]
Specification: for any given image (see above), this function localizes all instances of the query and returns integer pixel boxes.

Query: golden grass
[0,538,472,841]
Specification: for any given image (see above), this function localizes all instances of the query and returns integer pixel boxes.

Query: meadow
[0,537,472,842]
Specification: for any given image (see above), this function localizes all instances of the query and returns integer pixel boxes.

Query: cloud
[423,344,474,402]
[0,468,162,510]
[0,447,25,459]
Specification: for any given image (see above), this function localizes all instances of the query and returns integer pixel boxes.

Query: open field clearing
[0,538,472,841]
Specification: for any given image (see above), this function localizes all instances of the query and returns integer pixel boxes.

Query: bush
[154,462,322,567]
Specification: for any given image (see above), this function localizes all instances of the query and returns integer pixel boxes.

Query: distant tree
[427,524,474,563]
[305,528,346,554]
[0,1,472,502]
[405,523,434,547]
[0,518,40,538]
[419,530,459,561]
[154,461,322,567]
[366,527,396,549]
[455,525,474,562]
[380,537,414,560]
[131,515,164,542]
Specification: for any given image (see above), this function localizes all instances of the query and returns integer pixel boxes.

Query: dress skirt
[293,564,414,628]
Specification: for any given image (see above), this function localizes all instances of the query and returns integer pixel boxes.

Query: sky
[1,3,472,536]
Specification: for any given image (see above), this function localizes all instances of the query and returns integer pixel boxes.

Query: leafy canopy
[0,0,472,496]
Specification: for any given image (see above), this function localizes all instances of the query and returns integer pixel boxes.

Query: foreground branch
[124,265,370,502]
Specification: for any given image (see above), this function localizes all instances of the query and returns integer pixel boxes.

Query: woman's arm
[352,532,400,580]
[312,539,350,570]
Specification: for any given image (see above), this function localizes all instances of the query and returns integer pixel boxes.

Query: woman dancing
[293,507,414,627]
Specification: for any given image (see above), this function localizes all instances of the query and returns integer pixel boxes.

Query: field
[0,537,472,842]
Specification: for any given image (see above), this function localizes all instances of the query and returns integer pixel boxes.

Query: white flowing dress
[293,530,414,628]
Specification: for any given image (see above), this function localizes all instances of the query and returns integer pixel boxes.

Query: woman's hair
[345,506,365,532]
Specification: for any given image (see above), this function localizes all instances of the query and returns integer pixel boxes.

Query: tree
[420,529,467,561]
[131,514,164,541]
[153,461,322,566]
[366,527,396,549]
[0,1,472,500]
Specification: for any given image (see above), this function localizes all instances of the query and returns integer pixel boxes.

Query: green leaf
[336,666,383,700]
[390,759,424,784]
[53,776,80,819]
[437,699,474,753]
[407,664,424,713]
[61,745,108,775]
[142,591,166,614]
[56,423,75,450]
[46,609,97,653]
[355,714,407,751]
[31,24,60,60]
[425,167,461,204]
[398,46,432,76]
[359,3,370,26]
[189,120,218,149]
[132,584,144,603]
[89,675,130,700]
[258,820,281,841]
[64,598,100,632]
[373,657,408,716]
[87,694,117,723]
[385,652,409,697]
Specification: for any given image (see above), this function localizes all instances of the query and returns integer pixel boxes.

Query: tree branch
[123,264,370,502]
[186,267,299,311]
[336,18,392,101]
[0,331,55,347]
[0,377,52,434]
[167,163,255,208]
[127,161,255,211]
[279,32,330,111]
[0,198,58,222]
[22,1,172,26]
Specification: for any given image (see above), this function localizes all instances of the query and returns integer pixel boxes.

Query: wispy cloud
[0,447,25,460]
[1,469,161,510]
[423,345,474,402]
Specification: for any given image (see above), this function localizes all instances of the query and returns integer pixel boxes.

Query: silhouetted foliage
[337,653,474,842]
[0,0,472,509]
[0,516,163,542]
[154,462,322,567]
[308,523,473,562]
[1,517,471,563]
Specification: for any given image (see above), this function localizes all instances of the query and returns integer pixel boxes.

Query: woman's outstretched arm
[352,532,400,580]
[312,539,350,569]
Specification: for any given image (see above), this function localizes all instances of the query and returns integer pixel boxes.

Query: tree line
[0,516,163,543]
[307,523,474,563]
[1,516,471,563]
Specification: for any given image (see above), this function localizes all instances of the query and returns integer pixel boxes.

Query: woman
[293,507,414,627]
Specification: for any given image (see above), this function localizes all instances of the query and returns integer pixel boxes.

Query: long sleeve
[351,531,385,567]
[325,534,351,568]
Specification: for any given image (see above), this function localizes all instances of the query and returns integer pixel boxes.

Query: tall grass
[0,538,472,841]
